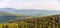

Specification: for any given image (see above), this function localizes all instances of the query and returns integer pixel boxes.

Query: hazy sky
[0,0,60,10]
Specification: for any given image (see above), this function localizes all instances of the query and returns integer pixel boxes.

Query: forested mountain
[8,14,59,28]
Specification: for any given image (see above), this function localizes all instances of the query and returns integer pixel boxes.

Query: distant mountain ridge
[0,8,60,15]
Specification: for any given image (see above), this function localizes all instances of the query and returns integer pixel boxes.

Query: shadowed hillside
[0,11,30,23]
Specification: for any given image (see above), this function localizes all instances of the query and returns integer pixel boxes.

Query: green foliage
[0,14,59,28]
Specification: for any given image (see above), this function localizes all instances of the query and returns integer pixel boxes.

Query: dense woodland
[0,14,59,28]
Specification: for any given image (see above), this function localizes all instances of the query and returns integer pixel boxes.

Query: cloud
[7,1,59,10]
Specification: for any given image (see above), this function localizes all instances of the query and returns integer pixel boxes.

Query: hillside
[0,11,29,23]
[8,14,59,28]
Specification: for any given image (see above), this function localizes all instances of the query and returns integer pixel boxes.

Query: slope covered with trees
[7,14,59,28]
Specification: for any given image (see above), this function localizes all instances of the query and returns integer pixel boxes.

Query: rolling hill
[0,11,52,23]
[0,11,29,23]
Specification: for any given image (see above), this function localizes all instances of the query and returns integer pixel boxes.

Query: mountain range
[0,8,60,15]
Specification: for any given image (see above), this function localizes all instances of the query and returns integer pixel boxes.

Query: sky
[0,0,60,10]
